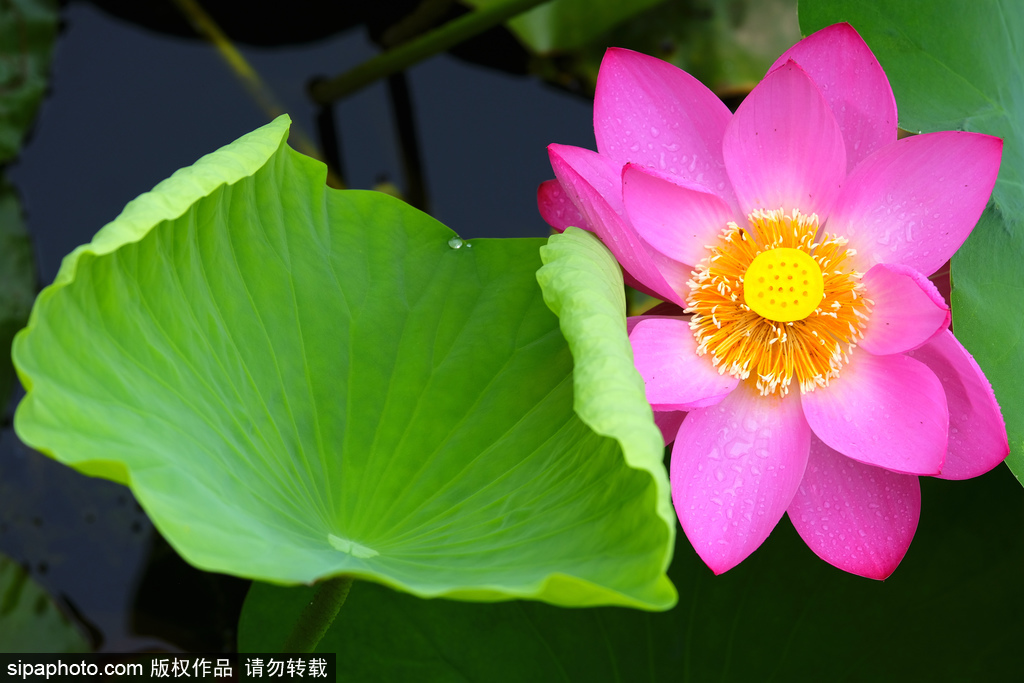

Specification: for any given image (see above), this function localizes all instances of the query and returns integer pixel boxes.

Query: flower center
[685,209,871,397]
[742,247,824,322]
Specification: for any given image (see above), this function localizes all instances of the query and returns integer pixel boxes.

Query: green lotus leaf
[536,227,675,543]
[0,554,90,653]
[799,2,1024,481]
[239,467,1023,678]
[12,116,675,609]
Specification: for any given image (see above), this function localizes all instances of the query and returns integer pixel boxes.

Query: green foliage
[464,0,668,53]
[12,116,674,609]
[800,0,1024,482]
[239,467,1022,679]
[537,227,675,546]
[611,0,800,96]
[0,554,90,653]
[523,0,798,100]
[950,205,1024,474]
[0,180,35,401]
[0,0,51,400]
[0,0,58,164]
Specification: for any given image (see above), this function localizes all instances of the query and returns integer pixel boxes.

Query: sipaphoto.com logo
[6,659,142,680]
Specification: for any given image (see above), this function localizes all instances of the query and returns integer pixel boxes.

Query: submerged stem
[171,0,345,187]
[281,576,354,653]
[388,72,429,212]
[309,0,551,103]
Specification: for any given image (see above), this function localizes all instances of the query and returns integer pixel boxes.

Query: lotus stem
[309,0,551,104]
[388,72,429,211]
[281,576,354,653]
[170,0,345,187]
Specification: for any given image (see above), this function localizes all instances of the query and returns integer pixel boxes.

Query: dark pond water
[2,0,592,650]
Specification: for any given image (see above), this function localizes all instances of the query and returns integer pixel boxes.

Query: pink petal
[629,318,739,410]
[671,386,810,574]
[771,23,897,171]
[548,144,689,306]
[594,48,735,207]
[801,352,947,475]
[859,263,950,355]
[622,164,735,267]
[788,436,920,580]
[626,314,675,335]
[826,131,1003,276]
[723,60,846,218]
[654,410,686,446]
[906,331,1009,479]
[538,179,588,232]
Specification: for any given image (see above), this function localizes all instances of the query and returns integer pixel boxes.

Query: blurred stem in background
[309,0,550,103]
[386,72,430,212]
[170,0,346,187]
[310,0,551,212]
[172,0,551,208]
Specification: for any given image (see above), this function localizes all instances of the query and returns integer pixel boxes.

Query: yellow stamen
[685,208,870,396]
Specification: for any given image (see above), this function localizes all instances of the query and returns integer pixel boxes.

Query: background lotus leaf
[239,466,1022,678]
[525,0,799,102]
[464,0,669,54]
[799,0,1024,482]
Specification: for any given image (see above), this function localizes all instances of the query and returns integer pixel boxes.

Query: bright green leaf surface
[800,0,1024,482]
[12,116,674,609]
[536,227,675,545]
[0,554,90,653]
[0,0,58,164]
[0,180,36,401]
[239,465,1023,679]
[464,0,667,53]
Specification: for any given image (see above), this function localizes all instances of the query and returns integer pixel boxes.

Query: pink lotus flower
[539,23,1007,579]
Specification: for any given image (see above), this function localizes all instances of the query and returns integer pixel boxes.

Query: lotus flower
[538,23,1007,579]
